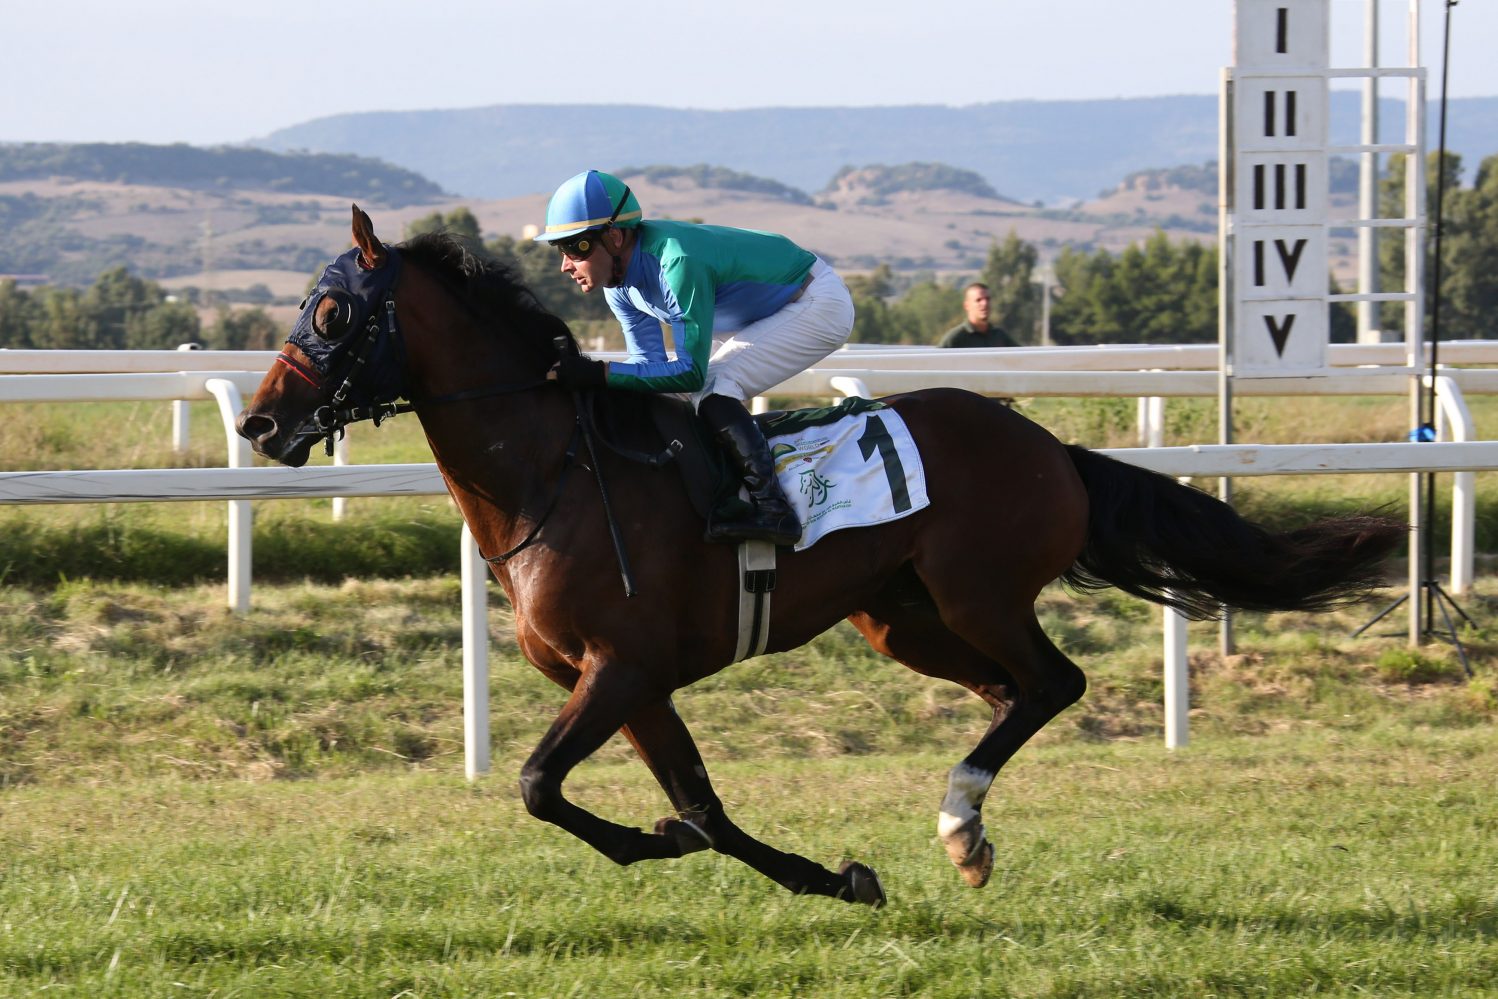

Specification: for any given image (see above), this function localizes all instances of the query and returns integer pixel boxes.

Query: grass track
[3,729,1497,997]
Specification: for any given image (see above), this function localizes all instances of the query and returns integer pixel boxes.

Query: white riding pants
[693,258,854,406]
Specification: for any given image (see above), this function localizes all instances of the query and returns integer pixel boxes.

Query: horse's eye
[313,290,356,340]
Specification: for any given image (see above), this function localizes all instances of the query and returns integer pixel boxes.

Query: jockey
[536,169,855,547]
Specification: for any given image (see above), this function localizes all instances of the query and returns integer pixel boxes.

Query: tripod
[1352,1,1475,677]
[1351,471,1475,677]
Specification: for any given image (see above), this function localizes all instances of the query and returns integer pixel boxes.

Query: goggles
[555,232,599,261]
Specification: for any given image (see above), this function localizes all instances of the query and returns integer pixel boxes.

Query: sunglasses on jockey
[554,184,633,261]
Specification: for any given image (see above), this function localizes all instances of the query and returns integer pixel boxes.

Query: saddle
[582,390,742,528]
[585,391,897,531]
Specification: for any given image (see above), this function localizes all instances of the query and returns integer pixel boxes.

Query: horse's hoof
[957,840,994,888]
[837,860,887,908]
[654,816,712,855]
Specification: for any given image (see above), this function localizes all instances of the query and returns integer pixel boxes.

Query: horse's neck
[417,389,576,544]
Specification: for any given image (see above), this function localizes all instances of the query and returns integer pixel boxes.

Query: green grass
[5,575,1498,788]
[2,572,1496,996]
[2,730,1496,997]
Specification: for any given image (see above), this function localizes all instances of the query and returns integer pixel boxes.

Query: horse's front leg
[622,701,885,907]
[517,661,696,865]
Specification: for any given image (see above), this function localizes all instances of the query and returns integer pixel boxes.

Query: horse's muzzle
[236,409,314,467]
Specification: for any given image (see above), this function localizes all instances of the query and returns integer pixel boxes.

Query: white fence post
[332,432,351,522]
[461,524,491,779]
[205,378,252,614]
[170,343,202,454]
[1433,375,1476,594]
[1163,605,1189,749]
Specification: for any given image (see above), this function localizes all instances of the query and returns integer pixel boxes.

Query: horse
[237,206,1404,907]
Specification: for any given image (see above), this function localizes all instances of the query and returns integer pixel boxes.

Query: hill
[251,95,1498,204]
[0,145,1231,290]
[0,143,445,205]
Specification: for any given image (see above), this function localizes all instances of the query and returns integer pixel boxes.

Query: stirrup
[706,501,801,546]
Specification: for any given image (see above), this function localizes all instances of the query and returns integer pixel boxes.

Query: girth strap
[733,540,777,662]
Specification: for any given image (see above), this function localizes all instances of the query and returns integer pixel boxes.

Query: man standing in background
[939,283,1017,349]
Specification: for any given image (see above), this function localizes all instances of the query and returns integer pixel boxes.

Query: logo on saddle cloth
[763,400,929,552]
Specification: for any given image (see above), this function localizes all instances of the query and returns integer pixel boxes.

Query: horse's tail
[1060,445,1405,619]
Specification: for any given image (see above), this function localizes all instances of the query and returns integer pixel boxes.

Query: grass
[2,730,1496,996]
[5,573,1498,788]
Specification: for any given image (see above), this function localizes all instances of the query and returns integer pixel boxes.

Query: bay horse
[237,206,1403,907]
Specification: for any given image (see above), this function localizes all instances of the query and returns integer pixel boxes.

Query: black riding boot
[699,394,802,546]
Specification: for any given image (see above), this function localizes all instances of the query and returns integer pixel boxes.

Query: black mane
[397,230,577,356]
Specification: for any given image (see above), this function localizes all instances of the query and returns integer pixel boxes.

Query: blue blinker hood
[287,246,404,377]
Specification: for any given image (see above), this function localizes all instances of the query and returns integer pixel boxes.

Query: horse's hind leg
[851,593,1085,889]
[622,700,885,906]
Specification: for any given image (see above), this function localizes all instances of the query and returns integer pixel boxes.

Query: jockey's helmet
[534,170,642,243]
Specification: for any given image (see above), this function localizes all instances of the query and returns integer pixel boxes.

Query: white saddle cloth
[767,407,930,552]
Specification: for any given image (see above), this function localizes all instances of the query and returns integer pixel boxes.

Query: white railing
[5,343,1498,772]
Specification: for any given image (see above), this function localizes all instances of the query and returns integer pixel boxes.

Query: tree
[1441,153,1498,339]
[32,286,98,349]
[1048,244,1114,344]
[889,279,964,345]
[843,265,899,344]
[207,307,283,350]
[0,279,42,348]
[406,207,482,244]
[1047,233,1218,344]
[125,299,200,348]
[1378,151,1463,337]
[84,266,165,348]
[980,231,1039,344]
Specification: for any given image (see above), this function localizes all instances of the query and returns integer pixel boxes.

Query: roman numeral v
[1264,314,1295,356]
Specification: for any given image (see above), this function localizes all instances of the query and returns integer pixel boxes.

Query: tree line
[6,152,1494,352]
[0,268,281,350]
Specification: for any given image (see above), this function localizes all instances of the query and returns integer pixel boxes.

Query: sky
[2,0,1492,146]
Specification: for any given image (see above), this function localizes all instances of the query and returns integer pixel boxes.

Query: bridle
[279,292,414,456]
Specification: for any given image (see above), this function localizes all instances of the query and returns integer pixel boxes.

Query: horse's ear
[351,203,387,270]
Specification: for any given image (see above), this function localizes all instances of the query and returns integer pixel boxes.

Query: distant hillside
[822,163,1009,204]
[614,164,816,206]
[252,95,1498,204]
[0,143,446,207]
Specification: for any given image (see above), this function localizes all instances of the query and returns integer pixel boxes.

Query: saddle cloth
[763,402,930,551]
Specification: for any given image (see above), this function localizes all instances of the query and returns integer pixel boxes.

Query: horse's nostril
[237,411,279,445]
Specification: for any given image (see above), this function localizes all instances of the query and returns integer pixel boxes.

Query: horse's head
[238,205,411,466]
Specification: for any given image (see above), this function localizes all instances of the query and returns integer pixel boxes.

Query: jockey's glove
[551,355,608,389]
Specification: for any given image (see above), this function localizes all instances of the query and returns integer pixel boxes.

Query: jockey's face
[559,227,626,293]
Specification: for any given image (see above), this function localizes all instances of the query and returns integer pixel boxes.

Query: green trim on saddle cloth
[759,396,887,438]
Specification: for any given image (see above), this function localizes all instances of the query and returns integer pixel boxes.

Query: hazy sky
[2,0,1490,146]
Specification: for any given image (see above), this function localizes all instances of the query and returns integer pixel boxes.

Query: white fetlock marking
[937,762,995,863]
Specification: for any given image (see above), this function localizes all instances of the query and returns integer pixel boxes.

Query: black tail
[1061,445,1406,620]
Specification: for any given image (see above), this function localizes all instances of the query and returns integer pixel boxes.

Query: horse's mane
[397,231,577,355]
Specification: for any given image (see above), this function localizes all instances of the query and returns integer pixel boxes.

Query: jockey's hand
[548,355,607,389]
